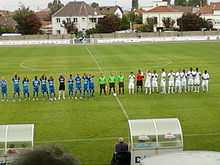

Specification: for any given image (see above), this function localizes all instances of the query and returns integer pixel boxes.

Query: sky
[0,0,220,11]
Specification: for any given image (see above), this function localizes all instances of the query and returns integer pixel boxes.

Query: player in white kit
[128,72,136,95]
[202,70,210,92]
[160,69,167,94]
[175,70,181,93]
[194,67,201,93]
[168,70,175,94]
[152,70,159,93]
[180,69,187,93]
[144,70,152,95]
[187,67,194,92]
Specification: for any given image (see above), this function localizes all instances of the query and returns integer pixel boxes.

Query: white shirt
[195,71,201,80]
[128,75,136,84]
[202,73,209,80]
[175,72,181,81]
[152,73,158,82]
[146,73,152,82]
[180,72,187,81]
[161,72,166,82]
[168,72,175,82]
[187,71,194,80]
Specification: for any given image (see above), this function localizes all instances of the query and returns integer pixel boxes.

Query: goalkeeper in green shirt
[98,73,107,96]
[118,72,125,95]
[108,73,117,95]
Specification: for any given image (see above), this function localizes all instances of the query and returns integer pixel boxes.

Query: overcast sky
[0,0,219,11]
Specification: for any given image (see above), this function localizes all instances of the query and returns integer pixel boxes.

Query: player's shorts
[188,79,194,86]
[33,87,39,93]
[89,83,94,90]
[145,81,151,88]
[109,83,115,88]
[194,79,200,85]
[152,81,158,88]
[175,80,181,87]
[84,84,90,90]
[137,80,143,87]
[68,85,74,91]
[100,84,105,90]
[169,81,175,87]
[128,83,135,89]
[14,86,20,93]
[23,88,29,94]
[119,82,124,88]
[42,86,48,93]
[59,84,65,91]
[160,81,166,88]
[202,80,208,87]
[181,80,187,87]
[1,88,7,95]
[76,84,81,90]
[49,87,55,94]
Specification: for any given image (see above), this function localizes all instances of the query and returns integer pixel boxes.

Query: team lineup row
[0,67,210,101]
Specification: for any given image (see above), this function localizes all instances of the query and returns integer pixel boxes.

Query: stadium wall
[0,35,220,46]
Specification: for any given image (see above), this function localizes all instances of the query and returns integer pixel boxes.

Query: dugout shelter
[128,118,183,165]
[0,124,34,155]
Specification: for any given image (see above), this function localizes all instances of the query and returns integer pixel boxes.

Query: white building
[97,6,124,19]
[143,6,183,30]
[52,1,104,35]
[199,2,220,29]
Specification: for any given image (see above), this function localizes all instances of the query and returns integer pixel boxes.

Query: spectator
[12,145,80,165]
[115,137,128,153]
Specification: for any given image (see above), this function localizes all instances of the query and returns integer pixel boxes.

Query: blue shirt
[48,80,54,88]
[12,78,20,87]
[75,76,81,85]
[33,80,40,89]
[41,79,47,86]
[23,80,29,88]
[1,80,7,89]
[68,78,74,87]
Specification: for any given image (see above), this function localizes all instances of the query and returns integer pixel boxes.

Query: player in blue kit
[82,74,90,97]
[32,76,40,101]
[88,74,95,97]
[12,74,21,100]
[0,78,8,101]
[68,74,74,99]
[48,76,56,101]
[22,77,30,100]
[74,74,82,99]
[40,75,49,98]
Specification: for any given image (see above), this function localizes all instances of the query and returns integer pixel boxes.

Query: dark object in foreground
[12,145,80,165]
[111,152,131,165]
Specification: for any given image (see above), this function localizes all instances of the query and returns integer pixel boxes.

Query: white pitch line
[20,62,47,71]
[85,45,129,120]
[35,132,220,144]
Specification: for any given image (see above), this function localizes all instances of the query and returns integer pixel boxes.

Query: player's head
[34,76,37,80]
[70,74,72,77]
[190,67,193,71]
[138,69,141,73]
[153,70,156,73]
[162,68,165,72]
[196,67,199,72]
[130,72,133,75]
[183,69,185,73]
[15,74,17,78]
[204,70,208,74]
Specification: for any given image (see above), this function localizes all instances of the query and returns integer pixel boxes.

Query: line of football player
[0,67,210,101]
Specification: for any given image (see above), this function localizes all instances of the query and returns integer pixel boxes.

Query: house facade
[52,1,104,35]
[97,6,123,18]
[199,2,220,29]
[143,6,183,30]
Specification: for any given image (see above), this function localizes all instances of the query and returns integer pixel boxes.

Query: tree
[162,17,175,29]
[48,0,64,16]
[12,145,80,165]
[139,17,157,32]
[96,15,121,33]
[175,0,187,6]
[188,0,207,6]
[177,13,210,31]
[120,15,130,30]
[13,6,41,34]
[91,2,99,8]
[62,20,78,34]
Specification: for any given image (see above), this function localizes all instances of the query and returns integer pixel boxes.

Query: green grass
[0,42,220,165]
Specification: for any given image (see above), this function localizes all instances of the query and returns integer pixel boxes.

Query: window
[89,18,97,23]
[56,18,61,23]
[66,18,71,23]
[73,18,78,23]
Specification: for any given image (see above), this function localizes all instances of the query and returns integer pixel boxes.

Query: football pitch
[0,42,220,165]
